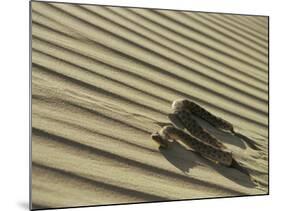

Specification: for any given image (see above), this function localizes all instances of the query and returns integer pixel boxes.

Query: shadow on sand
[159,141,256,188]
[166,113,260,151]
[193,115,260,151]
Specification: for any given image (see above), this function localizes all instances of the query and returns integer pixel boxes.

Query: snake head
[172,99,195,112]
[160,125,179,140]
[172,99,186,111]
[151,132,169,148]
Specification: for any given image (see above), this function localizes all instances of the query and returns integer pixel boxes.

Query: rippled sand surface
[31,2,268,209]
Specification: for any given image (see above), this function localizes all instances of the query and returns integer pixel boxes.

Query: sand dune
[31,2,268,209]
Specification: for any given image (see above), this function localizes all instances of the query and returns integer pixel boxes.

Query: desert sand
[31,2,268,209]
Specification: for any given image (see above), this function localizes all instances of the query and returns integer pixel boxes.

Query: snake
[151,99,235,166]
[172,99,234,132]
[169,110,226,149]
[151,126,233,166]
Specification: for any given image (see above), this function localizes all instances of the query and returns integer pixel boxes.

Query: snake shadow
[191,115,260,150]
[205,158,256,188]
[159,141,256,188]
[159,141,197,173]
[167,113,248,150]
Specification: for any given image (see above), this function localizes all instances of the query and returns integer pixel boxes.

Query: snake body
[151,99,236,166]
[169,110,225,149]
[172,99,234,132]
[153,126,233,166]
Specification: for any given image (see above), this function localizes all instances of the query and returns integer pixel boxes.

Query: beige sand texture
[31,1,269,209]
